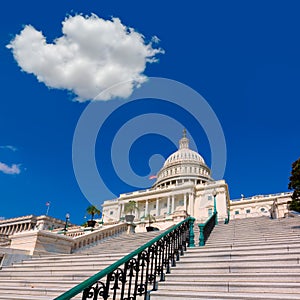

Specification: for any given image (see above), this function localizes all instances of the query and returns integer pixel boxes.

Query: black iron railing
[55,216,195,300]
[198,212,217,246]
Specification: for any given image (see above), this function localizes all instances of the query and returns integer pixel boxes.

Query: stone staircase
[0,230,162,299]
[1,216,300,299]
[150,216,300,299]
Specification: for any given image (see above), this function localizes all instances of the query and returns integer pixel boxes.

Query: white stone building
[103,131,230,226]
[103,131,292,226]
[230,192,292,220]
[0,215,68,236]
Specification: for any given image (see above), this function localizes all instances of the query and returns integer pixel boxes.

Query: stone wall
[9,230,74,255]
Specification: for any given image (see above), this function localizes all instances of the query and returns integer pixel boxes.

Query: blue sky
[1,1,299,225]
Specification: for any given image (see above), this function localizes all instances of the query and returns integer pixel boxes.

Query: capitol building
[0,131,295,300]
[0,130,292,252]
[102,130,292,228]
[0,131,292,240]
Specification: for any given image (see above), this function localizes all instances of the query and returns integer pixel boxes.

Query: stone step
[9,258,118,268]
[166,264,300,274]
[0,286,72,297]
[21,251,300,268]
[184,249,300,258]
[150,290,300,299]
[208,234,300,241]
[0,295,55,300]
[162,272,300,282]
[2,263,112,272]
[21,253,127,264]
[1,216,300,299]
[157,281,300,294]
[0,270,98,279]
[211,237,299,243]
[175,256,300,265]
[0,279,82,287]
[186,242,300,253]
[0,227,164,299]
[151,217,300,298]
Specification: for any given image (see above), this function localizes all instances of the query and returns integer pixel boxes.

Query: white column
[117,204,120,219]
[167,196,170,214]
[145,200,149,216]
[156,198,159,216]
[190,193,194,216]
[171,195,175,213]
[184,194,187,212]
[120,203,124,218]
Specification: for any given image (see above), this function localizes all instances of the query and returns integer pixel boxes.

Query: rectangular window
[246,209,251,214]
[208,195,212,201]
[235,211,240,215]
[208,208,213,217]
[110,211,113,215]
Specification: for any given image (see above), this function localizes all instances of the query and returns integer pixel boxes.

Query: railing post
[188,217,195,247]
[199,224,205,246]
[213,189,218,226]
[227,208,230,223]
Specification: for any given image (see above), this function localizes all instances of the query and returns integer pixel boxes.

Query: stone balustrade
[72,223,128,252]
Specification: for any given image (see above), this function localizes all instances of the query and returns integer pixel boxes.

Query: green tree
[124,201,138,215]
[86,205,101,221]
[288,157,300,212]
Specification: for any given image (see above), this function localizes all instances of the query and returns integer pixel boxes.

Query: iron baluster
[165,235,171,274]
[175,229,180,262]
[55,217,205,300]
[147,244,157,291]
[157,240,165,281]
[124,258,138,300]
[135,251,148,297]
[108,268,124,300]
[82,280,107,300]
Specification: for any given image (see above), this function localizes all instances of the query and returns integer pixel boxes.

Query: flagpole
[46,202,51,216]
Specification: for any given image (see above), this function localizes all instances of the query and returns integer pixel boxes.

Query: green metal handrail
[55,216,194,300]
[198,212,217,246]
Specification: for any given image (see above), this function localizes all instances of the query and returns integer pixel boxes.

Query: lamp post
[63,213,70,234]
[212,189,218,225]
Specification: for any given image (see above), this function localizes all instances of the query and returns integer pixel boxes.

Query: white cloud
[7,14,164,101]
[0,162,21,175]
[0,145,17,151]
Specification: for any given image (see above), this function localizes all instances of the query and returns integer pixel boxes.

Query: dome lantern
[179,129,189,149]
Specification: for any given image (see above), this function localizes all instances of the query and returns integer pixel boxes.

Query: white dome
[164,148,205,167]
[153,130,212,188]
